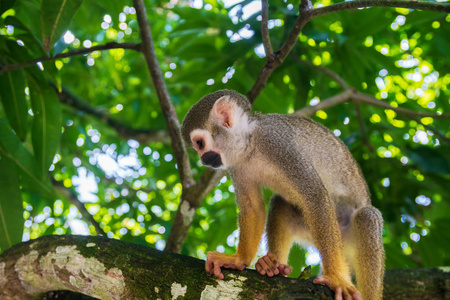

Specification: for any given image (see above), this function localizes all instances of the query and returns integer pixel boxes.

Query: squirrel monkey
[181,90,384,300]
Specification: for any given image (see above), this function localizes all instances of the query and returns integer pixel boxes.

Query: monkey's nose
[201,151,222,168]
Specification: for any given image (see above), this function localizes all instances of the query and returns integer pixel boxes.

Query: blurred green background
[0,0,449,279]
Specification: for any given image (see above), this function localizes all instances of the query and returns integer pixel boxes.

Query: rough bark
[1,236,449,300]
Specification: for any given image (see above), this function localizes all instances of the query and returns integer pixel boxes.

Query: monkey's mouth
[201,151,222,168]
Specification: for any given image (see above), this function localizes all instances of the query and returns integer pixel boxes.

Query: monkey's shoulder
[251,113,334,138]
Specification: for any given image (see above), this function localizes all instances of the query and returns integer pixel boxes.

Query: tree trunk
[0,235,448,299]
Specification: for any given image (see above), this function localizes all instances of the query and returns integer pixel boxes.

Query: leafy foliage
[0,0,449,279]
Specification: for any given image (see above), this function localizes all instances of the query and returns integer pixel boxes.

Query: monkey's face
[183,94,254,170]
[189,128,224,169]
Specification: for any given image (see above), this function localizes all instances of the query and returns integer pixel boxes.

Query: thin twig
[165,168,225,253]
[56,86,169,143]
[298,59,349,90]
[295,89,354,117]
[409,116,450,143]
[247,4,313,102]
[351,92,450,119]
[261,0,274,60]
[133,0,193,189]
[309,0,450,19]
[0,42,141,74]
[354,101,375,152]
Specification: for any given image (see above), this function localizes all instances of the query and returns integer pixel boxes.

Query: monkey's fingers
[334,287,343,300]
[213,262,224,280]
[256,257,275,277]
[266,253,279,266]
[342,289,361,300]
[255,262,265,275]
[278,264,292,276]
[313,277,331,287]
[339,283,360,300]
[263,254,279,271]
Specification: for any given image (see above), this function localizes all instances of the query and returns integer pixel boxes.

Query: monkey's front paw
[255,252,292,277]
[314,275,361,300]
[205,252,246,280]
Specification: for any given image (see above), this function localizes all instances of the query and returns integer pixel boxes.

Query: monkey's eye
[196,139,204,150]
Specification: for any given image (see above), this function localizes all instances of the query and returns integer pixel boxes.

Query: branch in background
[247,1,313,102]
[309,0,450,19]
[295,89,354,117]
[351,92,450,120]
[353,91,450,143]
[57,86,169,144]
[298,59,349,90]
[165,168,226,253]
[247,0,449,102]
[354,101,375,152]
[133,0,193,189]
[300,60,450,143]
[261,0,274,61]
[411,116,450,144]
[0,42,141,74]
[52,180,106,236]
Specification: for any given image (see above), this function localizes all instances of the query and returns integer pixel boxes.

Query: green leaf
[28,78,62,181]
[0,119,54,197]
[0,0,16,15]
[40,0,84,52]
[0,69,29,141]
[0,155,23,251]
[407,146,450,175]
[14,0,41,42]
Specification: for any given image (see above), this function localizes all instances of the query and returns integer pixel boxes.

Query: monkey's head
[181,90,253,169]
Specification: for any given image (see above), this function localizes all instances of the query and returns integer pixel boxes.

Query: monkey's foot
[255,252,292,277]
[314,275,361,300]
[205,251,246,280]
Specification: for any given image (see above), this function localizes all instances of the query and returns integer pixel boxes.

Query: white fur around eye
[190,129,214,152]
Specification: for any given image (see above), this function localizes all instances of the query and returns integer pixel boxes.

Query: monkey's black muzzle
[201,151,222,168]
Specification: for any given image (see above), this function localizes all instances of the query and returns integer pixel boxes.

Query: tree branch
[261,0,274,61]
[57,86,169,143]
[2,235,450,299]
[354,101,375,152]
[0,42,141,74]
[247,12,312,102]
[298,59,350,90]
[133,0,193,189]
[247,0,449,103]
[165,168,226,253]
[409,116,450,143]
[309,0,450,19]
[0,235,336,300]
[295,89,354,117]
[351,92,450,120]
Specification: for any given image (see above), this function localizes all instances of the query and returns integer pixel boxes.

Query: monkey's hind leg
[256,194,299,277]
[349,206,385,300]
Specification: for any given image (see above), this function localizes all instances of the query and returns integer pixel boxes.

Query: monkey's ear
[212,96,236,128]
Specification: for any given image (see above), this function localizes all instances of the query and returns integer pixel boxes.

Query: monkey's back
[251,113,371,208]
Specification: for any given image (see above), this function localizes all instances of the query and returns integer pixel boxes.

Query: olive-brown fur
[182,90,384,300]
[181,89,251,146]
